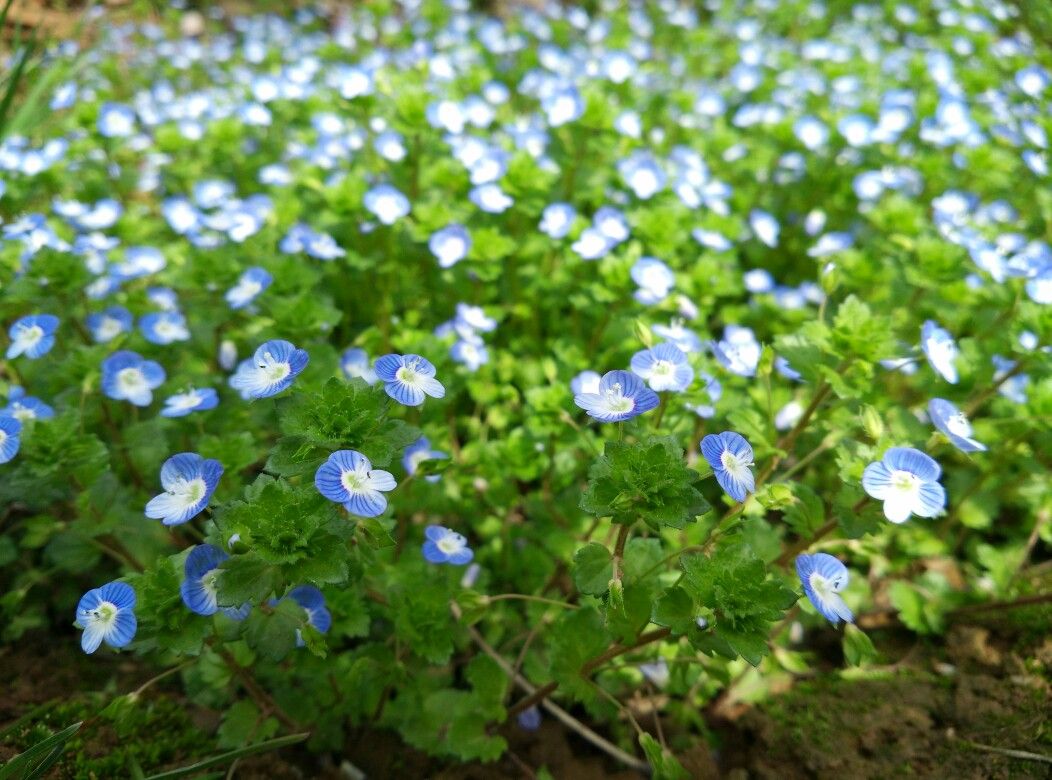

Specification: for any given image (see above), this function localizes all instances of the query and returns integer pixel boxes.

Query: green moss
[4,694,211,779]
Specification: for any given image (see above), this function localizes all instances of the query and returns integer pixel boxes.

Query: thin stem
[653,394,668,429]
[611,523,631,583]
[758,379,832,484]
[129,660,194,700]
[487,594,579,610]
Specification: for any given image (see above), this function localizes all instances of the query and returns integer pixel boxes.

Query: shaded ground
[2,607,1049,777]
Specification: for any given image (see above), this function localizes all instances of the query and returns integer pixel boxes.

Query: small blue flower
[145,453,224,526]
[161,388,219,418]
[749,209,780,247]
[543,86,584,127]
[180,544,248,619]
[315,450,396,517]
[775,356,802,382]
[469,183,513,213]
[450,338,488,372]
[6,314,58,359]
[928,398,985,453]
[701,432,756,503]
[862,447,946,524]
[403,436,448,483]
[574,369,659,423]
[539,203,576,238]
[631,257,675,305]
[517,706,542,731]
[364,184,410,225]
[422,525,474,565]
[796,553,854,625]
[341,347,377,384]
[711,326,761,377]
[75,581,136,654]
[140,311,190,345]
[0,416,22,464]
[630,342,693,392]
[992,355,1029,404]
[374,354,445,406]
[618,151,666,199]
[685,373,722,419]
[2,388,54,422]
[229,340,309,399]
[429,224,471,269]
[921,320,959,384]
[570,370,601,396]
[101,350,166,406]
[97,103,136,138]
[86,306,133,343]
[225,267,273,309]
[651,320,702,353]
[287,585,332,646]
[639,658,670,688]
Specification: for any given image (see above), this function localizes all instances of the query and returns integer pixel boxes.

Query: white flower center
[89,601,118,627]
[396,362,420,385]
[170,391,202,411]
[437,535,461,554]
[945,413,971,438]
[98,319,122,340]
[890,469,920,494]
[651,360,674,376]
[259,353,291,383]
[603,382,634,413]
[117,368,145,392]
[720,450,751,477]
[342,469,367,493]
[17,325,43,347]
[11,404,33,422]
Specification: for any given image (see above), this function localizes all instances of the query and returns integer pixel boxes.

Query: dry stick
[964,359,1028,416]
[955,738,1052,765]
[612,523,631,582]
[772,497,868,568]
[948,592,1052,616]
[458,611,650,774]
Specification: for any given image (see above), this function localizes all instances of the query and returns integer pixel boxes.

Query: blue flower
[229,340,309,399]
[140,311,190,345]
[6,314,58,359]
[517,706,542,731]
[287,586,332,646]
[225,267,273,309]
[570,370,601,396]
[180,544,248,619]
[374,354,445,406]
[161,388,219,418]
[775,356,803,382]
[0,416,21,464]
[652,320,702,353]
[422,525,474,565]
[86,306,133,343]
[701,432,756,503]
[630,342,693,392]
[469,183,513,213]
[618,151,666,199]
[97,102,136,138]
[403,436,448,483]
[429,224,472,268]
[928,398,985,453]
[2,387,54,422]
[992,355,1029,404]
[341,347,377,384]
[543,86,583,127]
[711,326,761,377]
[574,369,659,423]
[749,209,780,247]
[364,184,410,225]
[862,447,946,524]
[539,203,576,238]
[631,257,675,305]
[450,337,488,371]
[921,320,959,384]
[75,581,136,654]
[145,453,224,526]
[101,350,166,406]
[796,554,854,625]
[685,373,722,418]
[315,450,396,517]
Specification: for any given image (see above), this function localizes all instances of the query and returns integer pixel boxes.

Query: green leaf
[681,543,798,666]
[784,483,825,537]
[842,624,878,666]
[216,554,282,606]
[639,733,690,780]
[216,700,277,749]
[651,586,696,636]
[572,543,613,596]
[888,581,943,635]
[548,607,611,701]
[580,436,710,531]
[242,598,305,662]
[276,377,420,465]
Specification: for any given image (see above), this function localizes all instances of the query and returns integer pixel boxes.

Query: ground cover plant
[1,0,1050,776]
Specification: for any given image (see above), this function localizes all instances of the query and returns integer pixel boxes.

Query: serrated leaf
[573,543,613,596]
